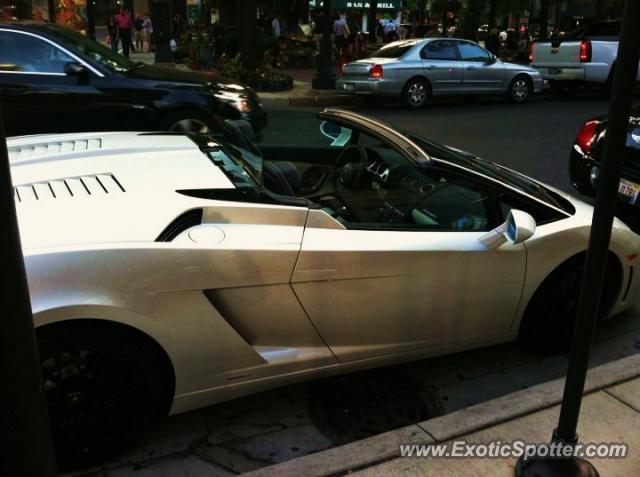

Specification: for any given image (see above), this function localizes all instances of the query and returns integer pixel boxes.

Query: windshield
[372,41,418,58]
[403,132,572,213]
[201,119,263,188]
[35,24,138,72]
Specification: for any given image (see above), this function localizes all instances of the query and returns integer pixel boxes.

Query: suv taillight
[369,64,383,79]
[576,120,599,153]
[528,43,535,64]
[580,40,592,62]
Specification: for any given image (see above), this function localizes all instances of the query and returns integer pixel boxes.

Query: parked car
[570,109,640,205]
[530,20,640,95]
[0,22,266,136]
[11,109,638,468]
[336,38,544,108]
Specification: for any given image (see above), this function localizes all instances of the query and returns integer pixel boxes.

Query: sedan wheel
[403,79,430,109]
[508,76,531,103]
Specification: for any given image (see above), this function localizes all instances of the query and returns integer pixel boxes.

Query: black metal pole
[488,0,497,30]
[516,0,640,475]
[539,0,549,40]
[152,0,173,63]
[0,108,58,475]
[312,0,335,90]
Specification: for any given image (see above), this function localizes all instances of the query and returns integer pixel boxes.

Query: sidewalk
[127,52,355,111]
[246,353,640,476]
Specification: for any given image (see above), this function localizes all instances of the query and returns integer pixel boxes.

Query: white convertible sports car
[10,109,640,468]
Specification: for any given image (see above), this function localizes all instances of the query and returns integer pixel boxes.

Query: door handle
[426,65,438,70]
[466,66,477,70]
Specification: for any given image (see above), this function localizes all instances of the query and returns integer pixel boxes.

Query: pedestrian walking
[107,14,119,53]
[333,12,348,53]
[116,7,135,57]
[134,14,144,52]
[142,13,153,52]
[271,13,281,38]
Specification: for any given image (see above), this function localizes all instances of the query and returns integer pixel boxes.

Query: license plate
[546,67,561,75]
[342,83,354,92]
[618,178,640,204]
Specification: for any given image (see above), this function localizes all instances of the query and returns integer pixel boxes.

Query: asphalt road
[264,92,627,194]
[83,97,640,476]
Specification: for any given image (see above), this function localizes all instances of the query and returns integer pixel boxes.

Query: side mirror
[487,54,498,63]
[506,209,536,244]
[64,62,89,82]
[479,209,536,249]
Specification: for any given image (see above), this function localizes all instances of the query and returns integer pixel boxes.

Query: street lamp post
[312,0,335,90]
[516,0,640,474]
[0,108,58,475]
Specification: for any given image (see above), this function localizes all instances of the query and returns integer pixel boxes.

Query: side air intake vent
[10,138,103,160]
[156,209,203,242]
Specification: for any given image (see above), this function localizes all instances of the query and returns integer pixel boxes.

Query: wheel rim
[407,82,426,106]
[41,346,141,463]
[169,118,210,133]
[512,79,529,101]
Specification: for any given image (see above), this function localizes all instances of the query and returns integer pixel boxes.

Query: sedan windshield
[34,24,138,72]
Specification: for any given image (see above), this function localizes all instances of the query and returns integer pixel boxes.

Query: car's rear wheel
[402,78,431,109]
[160,110,214,133]
[38,322,173,470]
[507,75,532,103]
[518,255,619,353]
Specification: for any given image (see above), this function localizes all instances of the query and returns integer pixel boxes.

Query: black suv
[0,22,266,137]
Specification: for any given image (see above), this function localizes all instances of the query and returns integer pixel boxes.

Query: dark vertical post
[368,0,378,43]
[556,0,640,443]
[87,0,96,39]
[152,0,173,63]
[0,109,58,476]
[312,0,335,90]
[488,0,498,30]
[442,6,448,37]
[539,0,549,39]
[237,0,257,71]
[516,0,640,475]
[418,0,425,24]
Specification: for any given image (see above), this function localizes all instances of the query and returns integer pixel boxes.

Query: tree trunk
[237,0,257,71]
[488,0,498,30]
[540,0,550,40]
[368,1,378,42]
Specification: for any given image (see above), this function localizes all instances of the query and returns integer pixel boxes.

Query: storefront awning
[309,1,403,11]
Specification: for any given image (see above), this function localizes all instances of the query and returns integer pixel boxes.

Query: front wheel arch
[36,319,176,469]
[517,251,622,352]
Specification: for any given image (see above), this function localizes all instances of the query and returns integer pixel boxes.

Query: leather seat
[262,161,301,196]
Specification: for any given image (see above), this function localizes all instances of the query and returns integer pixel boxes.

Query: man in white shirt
[272,15,281,38]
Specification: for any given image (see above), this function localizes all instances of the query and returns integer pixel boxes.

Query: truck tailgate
[532,40,582,67]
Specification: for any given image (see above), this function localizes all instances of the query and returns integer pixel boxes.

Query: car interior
[230,118,503,232]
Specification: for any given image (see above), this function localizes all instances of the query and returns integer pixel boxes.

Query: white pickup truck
[530,20,640,94]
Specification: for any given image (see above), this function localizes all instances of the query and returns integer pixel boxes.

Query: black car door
[0,29,148,135]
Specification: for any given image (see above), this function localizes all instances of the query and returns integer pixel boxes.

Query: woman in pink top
[116,7,135,57]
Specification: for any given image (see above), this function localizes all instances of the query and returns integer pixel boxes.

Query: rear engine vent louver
[10,138,103,160]
[156,209,203,242]
[14,174,125,203]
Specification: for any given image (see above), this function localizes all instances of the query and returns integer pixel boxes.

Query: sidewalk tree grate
[307,370,444,444]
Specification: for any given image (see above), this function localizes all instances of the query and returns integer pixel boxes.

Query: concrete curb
[243,353,640,477]
[261,93,361,111]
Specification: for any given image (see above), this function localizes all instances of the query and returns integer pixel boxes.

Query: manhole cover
[307,370,444,443]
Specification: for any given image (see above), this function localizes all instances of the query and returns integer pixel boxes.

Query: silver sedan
[337,38,545,108]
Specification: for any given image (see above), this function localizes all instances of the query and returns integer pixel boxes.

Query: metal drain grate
[307,370,444,443]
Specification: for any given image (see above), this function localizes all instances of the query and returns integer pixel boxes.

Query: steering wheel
[334,145,368,189]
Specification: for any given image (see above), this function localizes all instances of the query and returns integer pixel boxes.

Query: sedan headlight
[214,91,255,113]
